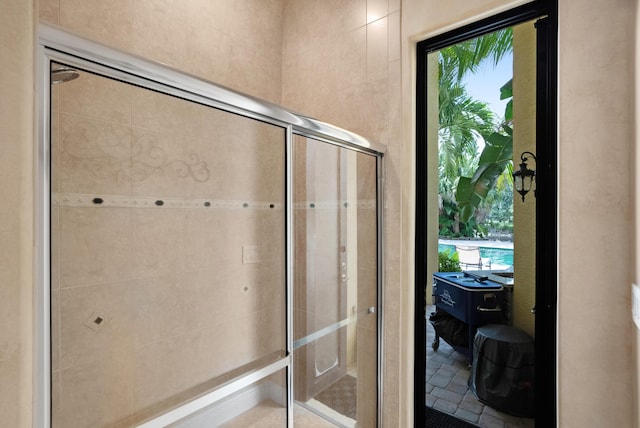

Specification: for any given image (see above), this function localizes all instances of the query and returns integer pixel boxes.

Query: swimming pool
[438,243,514,268]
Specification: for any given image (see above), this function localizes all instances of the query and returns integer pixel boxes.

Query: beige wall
[0,0,34,427]
[281,0,405,424]
[40,0,285,105]
[403,0,637,427]
[636,2,640,424]
[557,1,635,426]
[512,21,536,336]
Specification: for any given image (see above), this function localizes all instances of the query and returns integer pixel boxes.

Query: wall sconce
[513,151,536,202]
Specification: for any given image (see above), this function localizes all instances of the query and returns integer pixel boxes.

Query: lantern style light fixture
[513,151,537,202]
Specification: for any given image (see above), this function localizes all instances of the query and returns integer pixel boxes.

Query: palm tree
[437,74,495,195]
[437,28,514,234]
[441,28,513,81]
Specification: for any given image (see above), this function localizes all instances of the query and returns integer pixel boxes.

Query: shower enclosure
[38,25,383,427]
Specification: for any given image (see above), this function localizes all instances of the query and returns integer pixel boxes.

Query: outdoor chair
[455,245,491,271]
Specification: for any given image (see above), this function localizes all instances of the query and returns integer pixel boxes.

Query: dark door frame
[414,1,558,426]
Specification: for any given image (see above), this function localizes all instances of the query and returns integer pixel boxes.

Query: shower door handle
[367,306,376,314]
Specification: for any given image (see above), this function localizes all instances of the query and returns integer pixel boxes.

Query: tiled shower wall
[40,2,287,425]
[38,0,402,424]
[281,1,403,425]
[39,0,285,106]
[51,72,285,426]
[292,137,379,425]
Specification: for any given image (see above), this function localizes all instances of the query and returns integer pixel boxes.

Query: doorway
[415,2,557,427]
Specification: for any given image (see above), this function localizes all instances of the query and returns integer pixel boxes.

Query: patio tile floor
[426,304,535,428]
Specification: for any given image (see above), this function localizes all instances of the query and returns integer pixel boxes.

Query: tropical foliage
[438,249,461,272]
[437,28,514,238]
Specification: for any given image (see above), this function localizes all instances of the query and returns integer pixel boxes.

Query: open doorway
[415,2,557,427]
[426,22,533,427]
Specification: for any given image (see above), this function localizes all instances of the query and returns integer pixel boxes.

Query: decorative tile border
[52,193,282,210]
[293,200,376,210]
[52,194,376,211]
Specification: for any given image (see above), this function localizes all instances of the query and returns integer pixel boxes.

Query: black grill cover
[468,324,535,418]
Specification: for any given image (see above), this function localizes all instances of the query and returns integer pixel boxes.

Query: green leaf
[500,79,512,100]
[500,79,513,122]
[480,132,513,164]
[504,99,513,122]
[455,126,513,223]
[438,30,515,235]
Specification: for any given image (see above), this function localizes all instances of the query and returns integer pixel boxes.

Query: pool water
[438,244,514,268]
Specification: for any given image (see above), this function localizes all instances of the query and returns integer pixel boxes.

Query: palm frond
[439,28,513,82]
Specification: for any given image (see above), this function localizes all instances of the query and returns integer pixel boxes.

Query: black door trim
[414,1,558,426]
[533,11,558,428]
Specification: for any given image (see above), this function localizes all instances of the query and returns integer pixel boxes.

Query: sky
[460,51,513,120]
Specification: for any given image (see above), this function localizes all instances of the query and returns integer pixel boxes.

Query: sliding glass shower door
[292,135,379,427]
[49,63,288,427]
[42,28,382,427]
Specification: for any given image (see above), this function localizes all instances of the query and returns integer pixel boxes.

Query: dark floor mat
[314,375,357,420]
[425,406,480,428]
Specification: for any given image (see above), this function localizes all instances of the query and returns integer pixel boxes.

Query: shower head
[51,66,80,85]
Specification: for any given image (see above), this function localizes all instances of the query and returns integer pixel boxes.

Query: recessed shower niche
[42,26,383,428]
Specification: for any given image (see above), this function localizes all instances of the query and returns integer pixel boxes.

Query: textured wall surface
[281,0,404,424]
[512,20,536,337]
[0,1,34,427]
[556,1,635,426]
[402,0,637,426]
[40,0,285,105]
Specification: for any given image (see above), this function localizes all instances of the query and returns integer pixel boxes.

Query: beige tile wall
[39,1,395,425]
[40,0,285,105]
[282,1,403,425]
[291,136,380,424]
[51,70,286,426]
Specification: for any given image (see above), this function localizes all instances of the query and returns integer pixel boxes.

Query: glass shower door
[292,135,379,427]
[43,32,383,427]
[49,63,288,427]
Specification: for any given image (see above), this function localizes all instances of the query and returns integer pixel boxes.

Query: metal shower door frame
[36,24,385,428]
